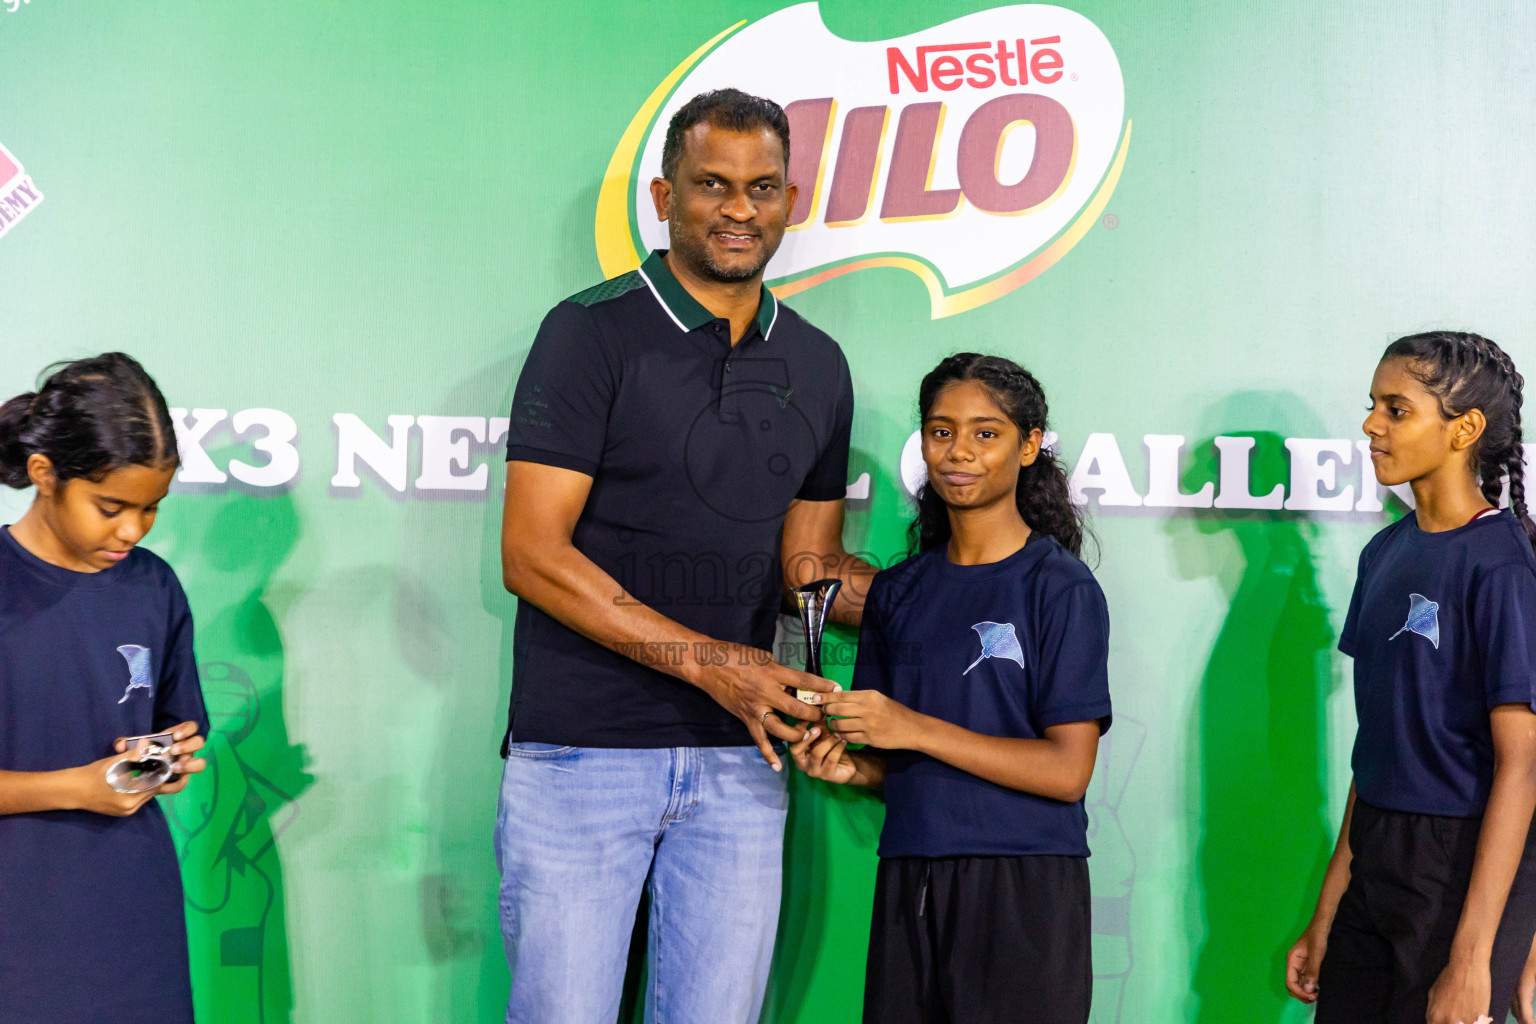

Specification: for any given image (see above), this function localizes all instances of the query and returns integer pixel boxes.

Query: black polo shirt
[503,250,854,750]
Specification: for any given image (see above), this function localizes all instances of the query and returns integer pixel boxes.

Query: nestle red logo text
[887,37,1065,94]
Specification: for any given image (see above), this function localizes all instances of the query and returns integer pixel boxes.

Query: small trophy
[792,578,841,703]
[105,732,176,794]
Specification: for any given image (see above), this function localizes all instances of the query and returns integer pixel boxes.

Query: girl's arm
[818,689,1098,801]
[1427,703,1536,1024]
[0,722,208,817]
[0,760,156,816]
[1285,781,1357,1003]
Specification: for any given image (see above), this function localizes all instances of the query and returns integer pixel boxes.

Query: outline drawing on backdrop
[1086,714,1145,1024]
[169,661,309,1024]
[595,3,1131,319]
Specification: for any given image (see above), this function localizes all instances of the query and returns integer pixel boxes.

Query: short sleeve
[505,302,618,476]
[1473,562,1536,711]
[1339,547,1369,658]
[851,578,895,696]
[154,575,209,735]
[1035,580,1112,733]
[795,350,853,502]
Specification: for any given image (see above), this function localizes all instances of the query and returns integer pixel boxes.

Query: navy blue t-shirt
[0,526,209,1023]
[853,535,1113,858]
[1341,509,1536,818]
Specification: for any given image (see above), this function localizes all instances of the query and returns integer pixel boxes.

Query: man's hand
[694,647,837,771]
[789,725,858,784]
[1283,924,1328,1003]
[821,689,926,751]
[1426,956,1491,1024]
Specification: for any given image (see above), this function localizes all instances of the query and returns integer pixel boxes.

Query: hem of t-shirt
[876,840,1092,858]
[1487,687,1536,712]
[1038,700,1113,732]
[506,445,599,477]
[1353,791,1487,821]
[795,483,847,502]
[503,726,754,751]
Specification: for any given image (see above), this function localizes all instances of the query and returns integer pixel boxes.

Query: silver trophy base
[105,745,174,793]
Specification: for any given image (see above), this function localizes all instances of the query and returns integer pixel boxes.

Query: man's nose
[721,190,756,222]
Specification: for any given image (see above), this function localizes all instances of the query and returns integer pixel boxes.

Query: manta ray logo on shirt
[1389,594,1440,650]
[964,621,1026,674]
[116,644,153,703]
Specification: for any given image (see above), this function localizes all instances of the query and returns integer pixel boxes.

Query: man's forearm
[504,539,720,687]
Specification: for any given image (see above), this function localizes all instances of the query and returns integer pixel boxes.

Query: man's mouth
[712,230,760,247]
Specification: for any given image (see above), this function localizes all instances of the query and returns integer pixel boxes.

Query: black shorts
[863,855,1091,1024]
[1316,799,1536,1024]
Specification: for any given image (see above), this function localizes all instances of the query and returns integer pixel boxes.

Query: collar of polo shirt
[636,249,779,340]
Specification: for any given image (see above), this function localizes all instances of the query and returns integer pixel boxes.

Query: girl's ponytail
[908,353,1088,558]
[1015,446,1084,557]
[0,392,38,489]
[0,353,178,489]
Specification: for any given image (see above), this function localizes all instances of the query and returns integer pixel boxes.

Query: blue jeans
[495,744,788,1024]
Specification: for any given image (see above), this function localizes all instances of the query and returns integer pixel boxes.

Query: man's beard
[670,226,776,283]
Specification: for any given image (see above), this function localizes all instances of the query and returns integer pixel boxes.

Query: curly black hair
[909,352,1087,558]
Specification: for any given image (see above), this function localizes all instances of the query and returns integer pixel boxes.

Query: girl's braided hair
[1384,331,1536,551]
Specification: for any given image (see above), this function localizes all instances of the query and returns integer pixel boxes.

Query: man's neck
[664,251,761,346]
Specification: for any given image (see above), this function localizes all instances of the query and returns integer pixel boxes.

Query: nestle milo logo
[596,2,1129,319]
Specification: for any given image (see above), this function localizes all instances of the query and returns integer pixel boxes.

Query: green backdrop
[3,2,1535,1021]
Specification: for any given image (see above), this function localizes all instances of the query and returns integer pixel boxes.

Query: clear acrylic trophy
[792,578,841,703]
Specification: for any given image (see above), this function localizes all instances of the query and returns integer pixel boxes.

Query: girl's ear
[25,453,57,497]
[1019,427,1044,469]
[1450,408,1487,453]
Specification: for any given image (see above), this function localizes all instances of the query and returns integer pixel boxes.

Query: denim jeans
[495,743,788,1024]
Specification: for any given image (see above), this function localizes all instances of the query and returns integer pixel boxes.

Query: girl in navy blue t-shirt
[0,354,209,1023]
[1286,332,1536,1024]
[791,353,1111,1024]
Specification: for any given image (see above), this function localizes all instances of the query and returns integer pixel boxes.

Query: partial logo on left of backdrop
[0,141,43,241]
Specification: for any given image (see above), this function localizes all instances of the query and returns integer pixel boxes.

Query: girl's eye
[978,431,997,440]
[930,428,950,439]
[99,507,120,519]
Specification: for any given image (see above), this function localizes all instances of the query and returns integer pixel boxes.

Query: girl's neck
[945,500,1032,566]
[9,502,88,572]
[1409,463,1494,533]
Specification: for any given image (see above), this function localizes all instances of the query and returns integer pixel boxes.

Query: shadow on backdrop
[1164,394,1337,1023]
[165,488,314,1024]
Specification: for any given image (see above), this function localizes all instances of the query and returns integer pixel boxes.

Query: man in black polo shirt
[497,89,871,1023]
